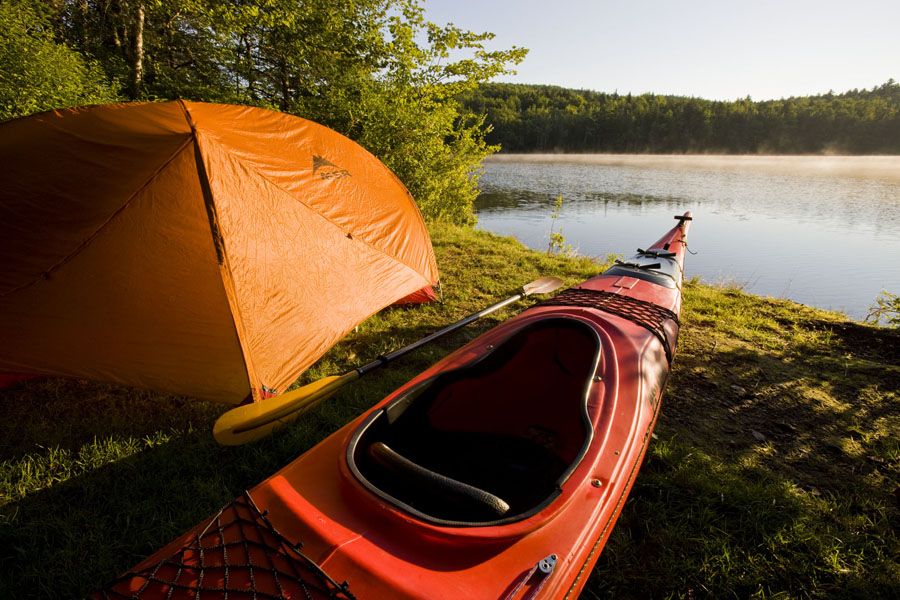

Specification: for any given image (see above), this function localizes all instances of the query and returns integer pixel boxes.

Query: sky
[421,0,900,101]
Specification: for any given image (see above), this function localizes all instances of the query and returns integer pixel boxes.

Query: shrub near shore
[1,225,898,598]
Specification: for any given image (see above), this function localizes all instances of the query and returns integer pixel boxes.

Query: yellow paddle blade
[213,371,360,446]
[522,276,564,296]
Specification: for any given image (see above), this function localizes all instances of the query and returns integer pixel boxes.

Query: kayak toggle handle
[674,214,693,222]
[505,553,559,600]
[637,248,677,259]
[615,259,662,270]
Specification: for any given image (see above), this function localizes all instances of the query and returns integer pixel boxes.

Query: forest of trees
[3,0,898,224]
[459,82,900,154]
[0,0,527,224]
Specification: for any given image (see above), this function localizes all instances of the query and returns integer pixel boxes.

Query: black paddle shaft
[355,291,529,377]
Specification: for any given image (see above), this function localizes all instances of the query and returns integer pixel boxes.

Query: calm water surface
[475,155,900,319]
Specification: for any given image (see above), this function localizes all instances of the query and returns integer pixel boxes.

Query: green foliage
[304,1,527,224]
[0,2,117,121]
[546,195,573,256]
[459,81,900,154]
[18,0,526,225]
[866,290,900,328]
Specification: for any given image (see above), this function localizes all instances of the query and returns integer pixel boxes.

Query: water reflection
[475,156,900,319]
[476,190,691,211]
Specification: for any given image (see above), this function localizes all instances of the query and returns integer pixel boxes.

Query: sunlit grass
[1,224,898,598]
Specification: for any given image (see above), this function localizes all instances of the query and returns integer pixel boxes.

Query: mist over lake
[475,154,900,319]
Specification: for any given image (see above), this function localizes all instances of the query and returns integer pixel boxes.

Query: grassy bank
[1,224,898,598]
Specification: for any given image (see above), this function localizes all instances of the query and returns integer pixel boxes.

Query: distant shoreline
[484,153,900,182]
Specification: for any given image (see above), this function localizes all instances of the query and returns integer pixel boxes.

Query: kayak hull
[96,213,692,600]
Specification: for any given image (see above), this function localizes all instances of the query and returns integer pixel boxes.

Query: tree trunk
[76,0,89,47]
[130,2,144,99]
[280,60,290,111]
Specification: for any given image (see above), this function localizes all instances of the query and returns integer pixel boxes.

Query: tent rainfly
[0,101,439,405]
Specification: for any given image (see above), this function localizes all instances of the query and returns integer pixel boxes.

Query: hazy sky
[422,0,899,101]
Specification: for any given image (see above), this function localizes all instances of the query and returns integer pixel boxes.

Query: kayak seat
[347,317,601,526]
[359,429,567,523]
[367,441,511,520]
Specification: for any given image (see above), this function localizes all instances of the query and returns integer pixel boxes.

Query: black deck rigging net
[536,288,679,363]
[93,491,356,600]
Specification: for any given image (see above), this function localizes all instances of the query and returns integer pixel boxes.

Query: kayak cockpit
[346,317,600,527]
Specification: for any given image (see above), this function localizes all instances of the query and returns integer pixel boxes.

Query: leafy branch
[547,195,573,256]
[866,290,900,328]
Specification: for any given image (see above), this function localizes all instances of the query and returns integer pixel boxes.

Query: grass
[1,223,899,598]
[589,283,900,599]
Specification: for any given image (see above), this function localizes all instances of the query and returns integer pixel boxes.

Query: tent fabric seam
[181,103,435,284]
[0,135,195,299]
[190,130,433,393]
[179,100,259,399]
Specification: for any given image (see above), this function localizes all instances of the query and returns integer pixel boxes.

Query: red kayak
[96,213,692,599]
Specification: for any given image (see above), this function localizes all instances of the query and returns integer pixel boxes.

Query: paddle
[213,276,565,445]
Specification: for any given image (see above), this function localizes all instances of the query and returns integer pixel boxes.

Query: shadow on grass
[2,300,897,599]
[0,378,221,463]
[0,387,366,599]
[587,315,900,599]
[0,308,494,461]
[0,317,494,599]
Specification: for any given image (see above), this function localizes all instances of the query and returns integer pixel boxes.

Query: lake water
[475,155,900,320]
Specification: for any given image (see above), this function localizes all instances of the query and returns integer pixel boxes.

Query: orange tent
[0,101,439,404]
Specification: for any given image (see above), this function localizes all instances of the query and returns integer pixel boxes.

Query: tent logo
[313,155,351,180]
